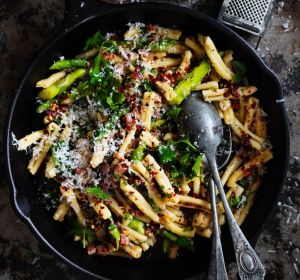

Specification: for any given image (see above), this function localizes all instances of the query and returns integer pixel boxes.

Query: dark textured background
[0,0,299,279]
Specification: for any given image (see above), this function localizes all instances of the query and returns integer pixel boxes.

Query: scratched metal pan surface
[4,0,289,279]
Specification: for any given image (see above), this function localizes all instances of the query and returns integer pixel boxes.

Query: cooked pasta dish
[14,23,273,259]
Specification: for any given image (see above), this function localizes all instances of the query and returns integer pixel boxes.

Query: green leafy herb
[192,154,203,177]
[237,178,250,188]
[160,230,195,252]
[140,80,154,92]
[101,40,118,53]
[170,166,181,179]
[93,107,128,141]
[165,106,182,119]
[131,142,147,161]
[113,173,121,180]
[108,224,120,249]
[162,238,172,253]
[124,212,131,221]
[38,183,60,211]
[161,230,177,242]
[89,55,125,110]
[86,185,110,200]
[36,100,52,113]
[219,51,225,58]
[150,38,177,52]
[146,164,151,172]
[136,36,153,50]
[51,140,65,165]
[232,60,247,83]
[84,31,105,51]
[67,218,96,248]
[93,129,107,142]
[180,152,190,166]
[176,237,195,252]
[229,195,240,208]
[149,198,162,213]
[106,91,126,110]
[169,136,197,151]
[151,119,167,128]
[150,68,158,76]
[158,144,176,164]
[76,80,93,97]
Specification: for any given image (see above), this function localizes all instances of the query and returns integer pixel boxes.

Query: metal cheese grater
[218,0,275,36]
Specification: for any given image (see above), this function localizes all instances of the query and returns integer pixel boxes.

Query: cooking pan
[4,0,290,279]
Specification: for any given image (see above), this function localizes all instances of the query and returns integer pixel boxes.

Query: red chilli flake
[184,65,190,72]
[147,24,156,32]
[242,168,251,177]
[224,88,231,98]
[251,102,257,109]
[240,131,251,146]
[231,99,240,111]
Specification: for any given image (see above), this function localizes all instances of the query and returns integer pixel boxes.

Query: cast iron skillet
[4,0,290,279]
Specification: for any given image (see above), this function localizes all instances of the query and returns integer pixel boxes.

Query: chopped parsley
[84,31,105,51]
[232,60,247,83]
[165,106,182,119]
[67,218,96,248]
[86,185,110,200]
[108,224,120,249]
[150,38,177,52]
[158,144,176,164]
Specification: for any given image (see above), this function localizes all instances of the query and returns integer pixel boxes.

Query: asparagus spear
[128,217,145,234]
[169,59,211,105]
[38,68,86,101]
[49,59,87,70]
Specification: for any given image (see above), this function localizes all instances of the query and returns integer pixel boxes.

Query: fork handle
[207,175,228,280]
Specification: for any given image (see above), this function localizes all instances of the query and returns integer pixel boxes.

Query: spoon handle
[207,175,228,280]
[209,158,265,280]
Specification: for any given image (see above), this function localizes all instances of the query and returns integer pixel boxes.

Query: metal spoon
[177,93,265,280]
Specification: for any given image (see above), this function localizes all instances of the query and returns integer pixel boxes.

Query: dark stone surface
[0,0,299,279]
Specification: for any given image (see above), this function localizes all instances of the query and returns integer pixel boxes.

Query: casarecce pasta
[14,23,273,259]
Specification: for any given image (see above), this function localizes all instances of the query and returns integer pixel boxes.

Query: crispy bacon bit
[184,65,190,72]
[118,86,124,93]
[241,131,251,146]
[232,87,240,98]
[251,102,257,109]
[75,167,87,175]
[224,88,231,98]
[147,24,156,32]
[231,99,240,111]
[124,112,137,130]
[96,245,110,256]
[114,162,128,175]
[243,167,251,177]
[87,244,97,255]
[98,162,118,193]
[120,234,130,246]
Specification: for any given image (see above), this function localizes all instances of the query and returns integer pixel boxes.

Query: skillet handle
[63,0,116,31]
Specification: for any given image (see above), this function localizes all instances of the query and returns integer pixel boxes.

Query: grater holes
[224,0,272,26]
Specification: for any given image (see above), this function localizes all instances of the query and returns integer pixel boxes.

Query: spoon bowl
[177,93,223,153]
